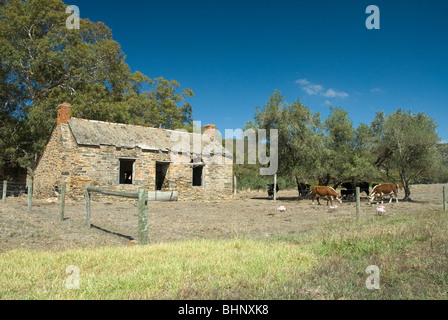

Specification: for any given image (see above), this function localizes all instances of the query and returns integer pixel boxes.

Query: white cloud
[304,84,324,95]
[370,88,383,93]
[295,79,323,95]
[295,79,310,86]
[323,89,349,98]
[296,78,348,98]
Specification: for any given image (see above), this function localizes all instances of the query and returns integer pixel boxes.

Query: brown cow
[369,183,403,204]
[311,186,342,206]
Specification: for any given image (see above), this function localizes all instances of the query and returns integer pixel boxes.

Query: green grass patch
[1,211,447,300]
[0,238,315,299]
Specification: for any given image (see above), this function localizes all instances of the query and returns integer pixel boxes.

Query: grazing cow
[267,183,279,199]
[358,181,370,196]
[369,183,402,204]
[340,181,370,200]
[340,182,355,200]
[340,188,354,200]
[297,182,311,198]
[311,186,342,206]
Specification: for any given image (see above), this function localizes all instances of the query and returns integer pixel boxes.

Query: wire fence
[1,181,28,198]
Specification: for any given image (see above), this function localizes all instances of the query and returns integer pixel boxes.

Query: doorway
[192,165,204,186]
[156,162,170,190]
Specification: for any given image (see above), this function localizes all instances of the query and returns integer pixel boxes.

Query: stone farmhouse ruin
[33,103,233,200]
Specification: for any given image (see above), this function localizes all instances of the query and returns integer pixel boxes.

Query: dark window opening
[119,159,135,185]
[192,165,204,187]
[156,162,170,190]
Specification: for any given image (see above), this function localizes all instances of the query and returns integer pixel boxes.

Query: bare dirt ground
[1,184,447,253]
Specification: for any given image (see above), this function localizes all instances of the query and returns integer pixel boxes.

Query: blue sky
[69,0,448,141]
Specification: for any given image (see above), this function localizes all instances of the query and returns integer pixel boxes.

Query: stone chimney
[203,124,216,140]
[57,103,72,125]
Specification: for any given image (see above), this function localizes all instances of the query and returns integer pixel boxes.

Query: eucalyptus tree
[251,90,324,194]
[0,0,193,171]
[371,109,441,200]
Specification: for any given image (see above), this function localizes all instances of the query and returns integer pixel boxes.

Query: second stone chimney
[203,124,216,140]
[57,103,72,125]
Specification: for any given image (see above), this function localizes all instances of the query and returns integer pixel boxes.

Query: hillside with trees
[237,91,445,200]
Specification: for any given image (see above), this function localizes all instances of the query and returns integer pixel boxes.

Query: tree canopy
[250,90,324,186]
[242,90,443,199]
[371,109,442,199]
[0,0,193,171]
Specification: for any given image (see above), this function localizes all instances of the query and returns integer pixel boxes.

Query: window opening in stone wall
[119,159,135,185]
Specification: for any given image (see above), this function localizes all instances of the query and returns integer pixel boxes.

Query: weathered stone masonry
[33,103,233,200]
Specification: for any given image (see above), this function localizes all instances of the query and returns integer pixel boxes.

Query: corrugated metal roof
[67,118,229,156]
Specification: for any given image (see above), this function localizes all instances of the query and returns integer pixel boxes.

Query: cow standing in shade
[369,183,403,204]
[267,183,279,199]
[340,181,370,200]
[297,182,311,199]
[311,186,343,206]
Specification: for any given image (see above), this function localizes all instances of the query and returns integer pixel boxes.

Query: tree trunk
[401,177,412,201]
[295,176,300,196]
[402,185,411,200]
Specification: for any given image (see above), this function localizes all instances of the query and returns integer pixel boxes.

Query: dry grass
[1,184,447,299]
[1,209,447,300]
[1,184,446,253]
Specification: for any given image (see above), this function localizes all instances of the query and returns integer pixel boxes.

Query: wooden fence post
[2,180,6,204]
[82,187,173,243]
[59,182,66,221]
[85,185,91,228]
[274,174,277,201]
[234,175,237,197]
[138,189,149,245]
[356,187,361,220]
[27,178,33,212]
[443,186,446,212]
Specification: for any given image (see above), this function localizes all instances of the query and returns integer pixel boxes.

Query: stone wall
[33,124,77,198]
[34,123,233,201]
